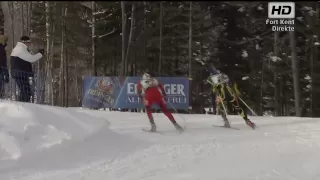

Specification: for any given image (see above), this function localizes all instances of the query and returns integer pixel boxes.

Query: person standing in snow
[0,28,9,98]
[137,72,184,132]
[207,67,256,129]
[10,36,44,102]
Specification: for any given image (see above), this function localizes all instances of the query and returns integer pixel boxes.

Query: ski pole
[166,100,187,129]
[238,97,257,116]
[208,79,257,116]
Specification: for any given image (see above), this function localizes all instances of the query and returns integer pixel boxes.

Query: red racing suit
[137,78,175,123]
[137,78,165,106]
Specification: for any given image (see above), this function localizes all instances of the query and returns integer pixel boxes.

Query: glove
[38,48,45,55]
[143,98,149,106]
[216,97,222,103]
[162,95,168,102]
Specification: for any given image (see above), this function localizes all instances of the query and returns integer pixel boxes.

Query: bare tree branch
[97,28,117,39]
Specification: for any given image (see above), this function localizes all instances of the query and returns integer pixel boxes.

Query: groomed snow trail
[0,100,320,180]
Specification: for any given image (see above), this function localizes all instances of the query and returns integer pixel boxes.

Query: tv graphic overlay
[266,2,295,32]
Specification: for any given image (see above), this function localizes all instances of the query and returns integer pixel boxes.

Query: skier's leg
[216,96,230,127]
[233,100,256,129]
[158,98,175,122]
[218,102,230,127]
[0,76,4,98]
[158,99,184,132]
[144,98,156,132]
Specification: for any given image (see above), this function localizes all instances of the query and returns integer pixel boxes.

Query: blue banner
[82,76,189,110]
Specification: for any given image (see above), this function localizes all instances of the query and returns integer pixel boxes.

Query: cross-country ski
[212,125,240,130]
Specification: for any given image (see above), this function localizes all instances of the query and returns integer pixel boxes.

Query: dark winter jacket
[0,35,7,71]
[0,44,7,70]
[0,35,8,82]
[10,42,42,78]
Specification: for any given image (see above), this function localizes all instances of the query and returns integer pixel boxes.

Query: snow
[241,50,248,58]
[297,16,303,21]
[93,10,107,16]
[257,5,263,11]
[1,100,320,179]
[270,56,282,62]
[237,7,245,12]
[242,76,249,80]
[305,74,311,81]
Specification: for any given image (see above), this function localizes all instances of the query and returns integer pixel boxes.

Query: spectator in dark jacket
[11,36,44,102]
[0,28,8,98]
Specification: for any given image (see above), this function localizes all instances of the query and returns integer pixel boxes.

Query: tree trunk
[143,1,147,71]
[45,1,52,105]
[273,32,280,116]
[63,5,68,107]
[91,1,97,76]
[64,45,68,107]
[311,3,320,116]
[49,22,55,105]
[289,30,301,117]
[8,2,16,49]
[27,2,32,36]
[158,2,163,75]
[199,22,205,114]
[260,57,265,115]
[20,2,24,36]
[75,60,80,106]
[124,2,136,76]
[59,4,65,106]
[120,1,127,76]
[188,1,192,112]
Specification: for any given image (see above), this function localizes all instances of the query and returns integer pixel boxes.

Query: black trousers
[0,70,7,98]
[15,77,32,102]
[0,77,4,98]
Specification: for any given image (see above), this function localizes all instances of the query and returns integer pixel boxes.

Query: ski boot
[173,122,184,133]
[223,120,231,128]
[222,116,231,128]
[245,119,256,130]
[149,123,156,132]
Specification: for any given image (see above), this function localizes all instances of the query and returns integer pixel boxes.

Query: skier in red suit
[137,72,184,132]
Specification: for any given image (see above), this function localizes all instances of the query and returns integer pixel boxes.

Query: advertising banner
[82,76,189,110]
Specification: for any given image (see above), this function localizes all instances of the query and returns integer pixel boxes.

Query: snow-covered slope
[0,100,320,180]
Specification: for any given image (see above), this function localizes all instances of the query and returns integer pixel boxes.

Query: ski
[141,128,184,134]
[212,125,240,130]
[142,128,164,134]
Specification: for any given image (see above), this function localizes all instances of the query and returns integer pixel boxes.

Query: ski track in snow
[0,100,320,180]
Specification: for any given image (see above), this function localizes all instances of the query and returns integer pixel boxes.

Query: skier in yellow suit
[207,71,256,129]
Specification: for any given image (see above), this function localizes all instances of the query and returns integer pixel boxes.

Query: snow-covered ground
[0,100,320,180]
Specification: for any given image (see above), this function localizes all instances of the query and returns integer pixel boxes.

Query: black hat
[144,72,155,77]
[20,36,31,43]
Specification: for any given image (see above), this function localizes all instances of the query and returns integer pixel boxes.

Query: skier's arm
[158,83,166,96]
[137,83,144,100]
[233,83,241,97]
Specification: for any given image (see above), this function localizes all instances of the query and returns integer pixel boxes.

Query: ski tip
[142,128,164,134]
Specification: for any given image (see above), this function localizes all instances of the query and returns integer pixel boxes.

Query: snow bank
[1,100,320,180]
[0,100,107,161]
